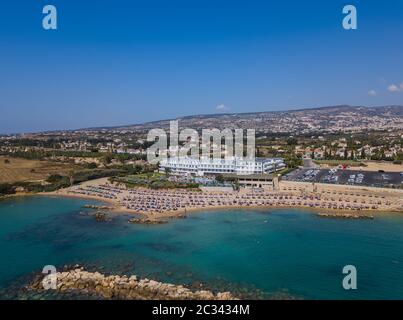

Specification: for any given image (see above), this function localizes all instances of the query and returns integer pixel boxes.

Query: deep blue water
[1,196,403,299]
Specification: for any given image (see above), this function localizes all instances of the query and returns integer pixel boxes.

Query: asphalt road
[303,158,319,168]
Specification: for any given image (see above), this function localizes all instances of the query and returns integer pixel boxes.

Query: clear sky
[0,0,402,133]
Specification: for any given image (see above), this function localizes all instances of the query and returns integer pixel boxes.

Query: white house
[159,157,285,176]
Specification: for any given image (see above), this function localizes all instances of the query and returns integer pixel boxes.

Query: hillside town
[1,106,402,210]
[1,106,402,166]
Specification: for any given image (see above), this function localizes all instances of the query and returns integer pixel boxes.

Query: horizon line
[2,104,402,136]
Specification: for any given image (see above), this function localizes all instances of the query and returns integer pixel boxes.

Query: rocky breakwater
[317,212,374,219]
[83,205,113,210]
[29,268,236,300]
[128,218,168,225]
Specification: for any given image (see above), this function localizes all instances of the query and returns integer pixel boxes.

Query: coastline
[2,187,403,300]
[26,266,237,300]
[3,174,400,222]
[41,186,403,222]
[0,192,38,201]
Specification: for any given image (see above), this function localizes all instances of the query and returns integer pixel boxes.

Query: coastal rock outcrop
[316,212,374,219]
[128,218,167,225]
[94,212,109,222]
[28,268,236,300]
[83,205,113,210]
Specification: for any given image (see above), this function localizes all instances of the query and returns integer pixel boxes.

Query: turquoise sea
[1,195,403,299]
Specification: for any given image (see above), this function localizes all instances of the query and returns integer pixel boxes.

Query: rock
[195,290,215,299]
[28,267,238,300]
[128,218,167,224]
[217,292,234,300]
[317,212,374,219]
[83,205,112,210]
[94,212,110,222]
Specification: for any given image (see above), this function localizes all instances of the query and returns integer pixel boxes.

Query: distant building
[159,157,285,176]
[236,174,280,190]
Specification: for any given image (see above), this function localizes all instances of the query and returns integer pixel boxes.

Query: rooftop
[222,173,275,180]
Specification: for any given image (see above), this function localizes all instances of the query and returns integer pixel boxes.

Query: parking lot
[284,168,403,188]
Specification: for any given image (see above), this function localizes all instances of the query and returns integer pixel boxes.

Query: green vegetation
[112,172,199,190]
[0,150,102,160]
[112,153,147,162]
[0,178,70,195]
[83,162,98,169]
[0,161,157,196]
[46,174,65,183]
[0,150,146,162]
[283,154,303,169]
[72,169,128,184]
[0,183,15,196]
[215,174,225,183]
[69,163,157,185]
[275,167,296,176]
[313,160,365,167]
[102,153,113,165]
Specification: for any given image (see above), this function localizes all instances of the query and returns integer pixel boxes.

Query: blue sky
[0,0,402,133]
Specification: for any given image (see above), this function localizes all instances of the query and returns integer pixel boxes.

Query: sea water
[0,196,403,299]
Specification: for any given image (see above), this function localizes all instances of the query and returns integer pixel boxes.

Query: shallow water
[1,196,403,299]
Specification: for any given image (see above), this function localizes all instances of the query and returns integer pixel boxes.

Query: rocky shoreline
[28,267,236,300]
[128,218,168,225]
[83,205,113,210]
[316,212,374,219]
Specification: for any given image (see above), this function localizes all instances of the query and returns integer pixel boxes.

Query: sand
[43,177,403,222]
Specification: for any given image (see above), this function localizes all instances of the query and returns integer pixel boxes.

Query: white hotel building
[159,157,285,176]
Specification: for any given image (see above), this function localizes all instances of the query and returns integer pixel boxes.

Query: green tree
[102,153,113,165]
[46,174,64,183]
[286,137,297,146]
[0,183,15,196]
[360,149,366,160]
[215,174,224,183]
[85,162,98,169]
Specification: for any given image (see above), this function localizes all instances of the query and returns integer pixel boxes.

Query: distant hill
[90,105,403,134]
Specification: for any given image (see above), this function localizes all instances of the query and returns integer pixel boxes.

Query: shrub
[46,174,64,183]
[0,183,16,196]
[84,162,98,169]
[72,169,124,184]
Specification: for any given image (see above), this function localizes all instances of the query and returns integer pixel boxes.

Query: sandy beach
[44,178,403,222]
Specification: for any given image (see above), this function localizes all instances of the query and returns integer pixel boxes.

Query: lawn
[113,172,199,189]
